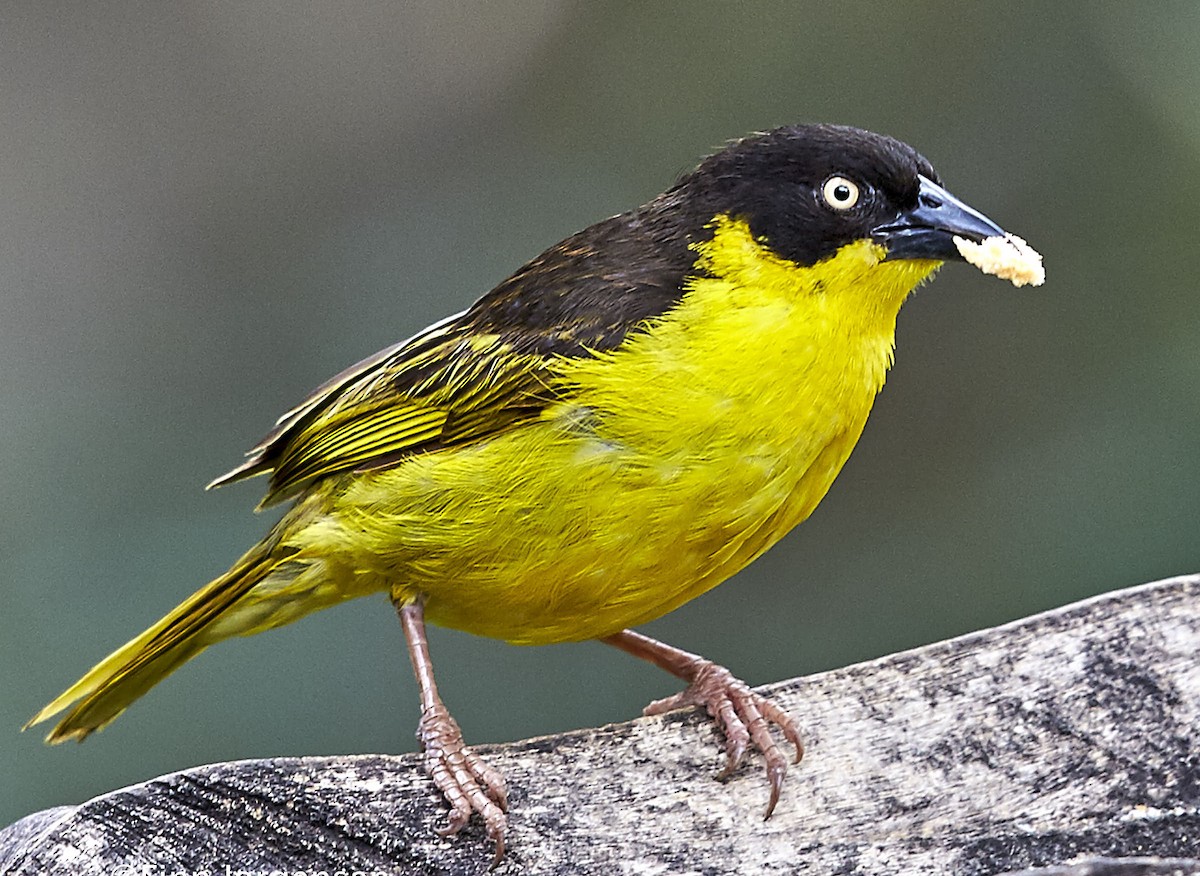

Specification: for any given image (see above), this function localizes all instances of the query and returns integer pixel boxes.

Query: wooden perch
[2,575,1198,875]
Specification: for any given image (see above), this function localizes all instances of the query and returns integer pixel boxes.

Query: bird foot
[643,660,804,819]
[417,702,508,866]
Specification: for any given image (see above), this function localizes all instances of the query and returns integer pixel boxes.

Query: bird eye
[821,176,861,211]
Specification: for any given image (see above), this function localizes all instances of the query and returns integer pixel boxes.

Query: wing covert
[210,318,556,507]
[209,206,700,506]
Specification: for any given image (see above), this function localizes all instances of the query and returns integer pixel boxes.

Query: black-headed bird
[30,124,1043,863]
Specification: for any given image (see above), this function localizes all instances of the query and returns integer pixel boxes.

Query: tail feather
[26,541,289,743]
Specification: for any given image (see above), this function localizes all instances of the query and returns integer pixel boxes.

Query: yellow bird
[28,124,1041,861]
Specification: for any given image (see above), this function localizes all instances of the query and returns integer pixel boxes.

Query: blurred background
[3,1,1199,828]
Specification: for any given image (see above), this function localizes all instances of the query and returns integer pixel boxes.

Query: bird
[28,123,1042,863]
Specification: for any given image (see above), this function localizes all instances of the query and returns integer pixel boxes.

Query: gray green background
[4,2,1199,829]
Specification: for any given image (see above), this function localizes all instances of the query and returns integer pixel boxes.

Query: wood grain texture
[3,575,1198,876]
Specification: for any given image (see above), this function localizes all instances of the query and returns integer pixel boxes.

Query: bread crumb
[953,234,1045,287]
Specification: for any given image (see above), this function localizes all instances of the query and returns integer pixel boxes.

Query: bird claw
[417,703,508,866]
[644,661,804,819]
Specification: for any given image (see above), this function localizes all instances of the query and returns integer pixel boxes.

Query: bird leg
[602,628,804,819]
[396,597,508,865]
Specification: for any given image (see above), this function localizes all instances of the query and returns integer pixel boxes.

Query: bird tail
[26,536,306,744]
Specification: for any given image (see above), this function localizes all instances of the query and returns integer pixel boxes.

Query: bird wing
[208,210,697,507]
[209,313,558,507]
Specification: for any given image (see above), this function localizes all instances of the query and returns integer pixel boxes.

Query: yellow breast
[325,217,938,644]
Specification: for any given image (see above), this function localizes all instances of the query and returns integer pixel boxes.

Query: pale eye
[821,175,860,211]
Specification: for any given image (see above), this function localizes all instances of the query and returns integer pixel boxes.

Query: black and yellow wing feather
[209,320,557,507]
[209,207,699,506]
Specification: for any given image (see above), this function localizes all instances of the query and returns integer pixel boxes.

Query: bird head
[671,123,1017,274]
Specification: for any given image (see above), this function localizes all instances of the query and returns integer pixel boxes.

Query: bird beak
[874,175,1007,262]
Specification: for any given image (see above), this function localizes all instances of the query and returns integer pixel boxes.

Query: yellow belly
[327,408,862,644]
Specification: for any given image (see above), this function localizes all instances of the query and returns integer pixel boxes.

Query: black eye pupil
[834,185,851,201]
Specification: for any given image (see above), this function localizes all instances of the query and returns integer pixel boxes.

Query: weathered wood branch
[3,575,1198,875]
